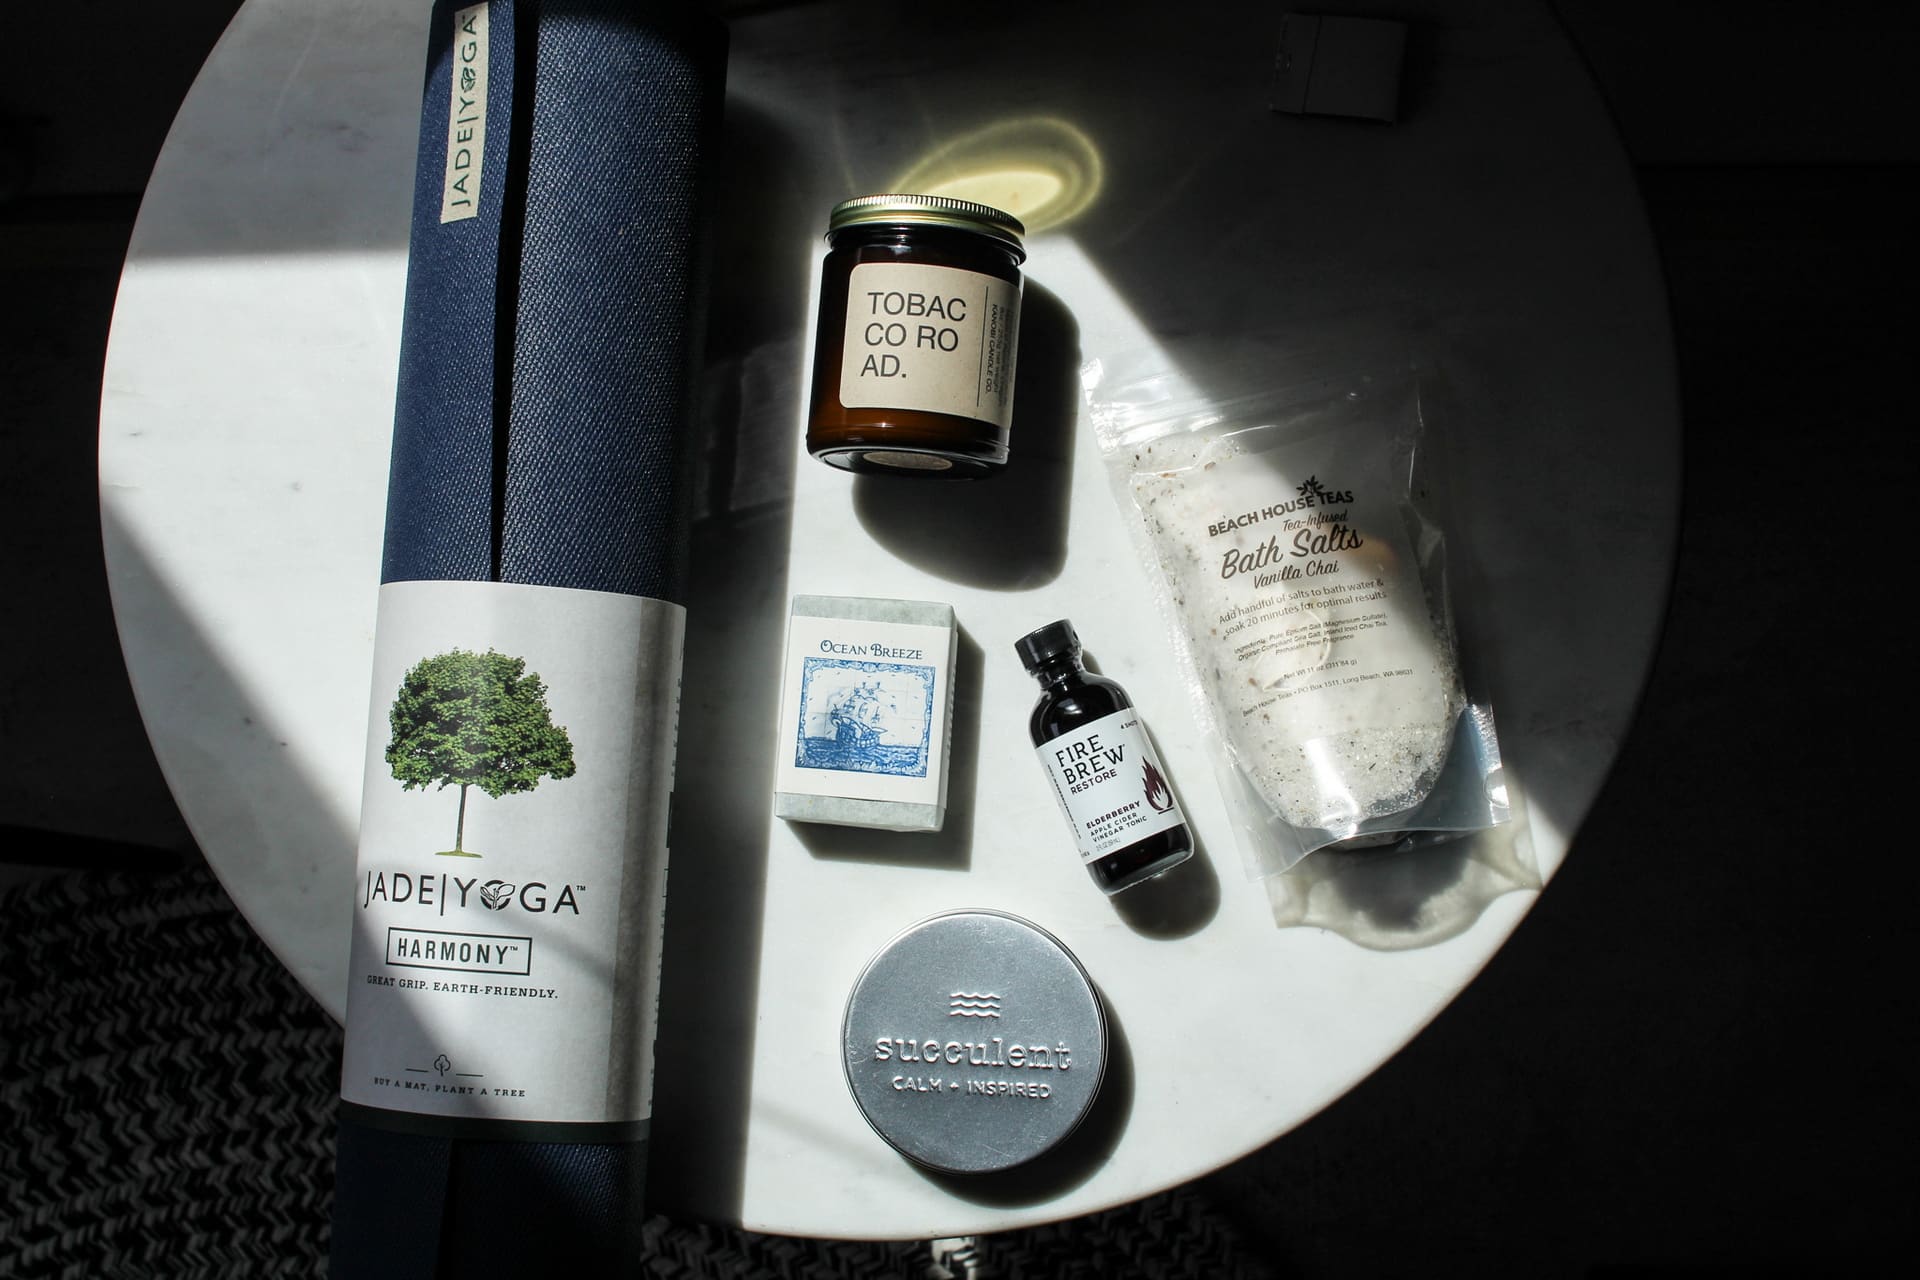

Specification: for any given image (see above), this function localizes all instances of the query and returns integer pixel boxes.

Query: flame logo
[1142,760,1174,813]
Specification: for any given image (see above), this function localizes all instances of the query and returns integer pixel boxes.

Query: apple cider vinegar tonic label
[1036,710,1187,862]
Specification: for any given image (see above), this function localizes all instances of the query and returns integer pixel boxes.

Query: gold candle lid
[827,193,1026,252]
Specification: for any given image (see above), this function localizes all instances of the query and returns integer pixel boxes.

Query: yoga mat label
[839,262,1021,428]
[341,580,683,1128]
[439,2,491,223]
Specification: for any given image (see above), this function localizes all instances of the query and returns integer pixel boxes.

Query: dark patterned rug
[0,866,1277,1279]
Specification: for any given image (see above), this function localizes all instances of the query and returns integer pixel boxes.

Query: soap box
[774,595,957,832]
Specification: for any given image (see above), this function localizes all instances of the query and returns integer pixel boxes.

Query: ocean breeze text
[819,638,924,660]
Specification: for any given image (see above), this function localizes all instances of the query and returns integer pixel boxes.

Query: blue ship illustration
[796,658,934,777]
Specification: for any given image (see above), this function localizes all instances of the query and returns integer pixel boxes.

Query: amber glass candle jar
[806,194,1026,478]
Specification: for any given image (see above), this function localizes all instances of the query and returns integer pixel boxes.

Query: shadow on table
[852,283,1080,591]
[918,994,1135,1208]
[1069,644,1223,940]
[98,504,359,989]
[1109,834,1220,941]
[649,98,813,1221]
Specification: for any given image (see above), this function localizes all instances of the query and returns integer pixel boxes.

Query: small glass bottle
[1016,619,1193,895]
[805,194,1025,478]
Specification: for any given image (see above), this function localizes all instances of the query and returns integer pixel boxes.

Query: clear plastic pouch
[1086,334,1508,879]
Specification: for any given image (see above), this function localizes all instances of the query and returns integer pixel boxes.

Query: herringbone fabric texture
[0,868,337,1278]
[0,865,1277,1278]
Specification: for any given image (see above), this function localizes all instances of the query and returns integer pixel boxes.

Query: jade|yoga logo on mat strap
[439,1,491,223]
[385,648,576,857]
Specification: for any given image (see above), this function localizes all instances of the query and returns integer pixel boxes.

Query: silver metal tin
[841,910,1107,1174]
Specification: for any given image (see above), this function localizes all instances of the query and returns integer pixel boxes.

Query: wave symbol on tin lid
[949,992,1002,1018]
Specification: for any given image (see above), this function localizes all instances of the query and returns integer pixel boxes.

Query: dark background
[1,1,1911,1273]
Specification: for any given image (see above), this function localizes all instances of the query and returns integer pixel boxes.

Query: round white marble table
[101,0,1677,1240]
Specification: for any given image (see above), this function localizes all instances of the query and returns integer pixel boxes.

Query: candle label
[340,580,682,1132]
[839,262,1021,428]
[1036,710,1187,862]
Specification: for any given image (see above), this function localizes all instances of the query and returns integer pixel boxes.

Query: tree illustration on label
[385,648,576,857]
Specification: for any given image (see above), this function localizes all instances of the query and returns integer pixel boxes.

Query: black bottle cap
[1014,619,1080,671]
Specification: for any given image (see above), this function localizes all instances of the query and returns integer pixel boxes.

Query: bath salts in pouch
[1086,337,1507,878]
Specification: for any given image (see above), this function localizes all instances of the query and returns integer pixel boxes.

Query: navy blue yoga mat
[333,2,723,1274]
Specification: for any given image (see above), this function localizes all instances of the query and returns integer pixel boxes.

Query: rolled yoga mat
[330,3,724,1275]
